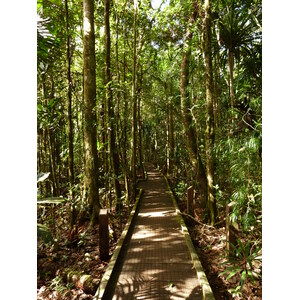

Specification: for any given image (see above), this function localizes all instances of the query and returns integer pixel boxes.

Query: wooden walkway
[105,166,203,299]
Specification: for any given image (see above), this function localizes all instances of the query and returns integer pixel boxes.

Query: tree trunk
[65,0,76,226]
[137,71,144,178]
[228,49,235,109]
[49,76,59,196]
[180,1,207,208]
[131,0,138,201]
[47,129,58,196]
[166,81,174,177]
[202,0,217,225]
[104,0,122,212]
[42,128,50,195]
[122,7,130,205]
[169,82,174,175]
[83,0,100,222]
[115,0,121,154]
[37,133,42,175]
[213,21,221,128]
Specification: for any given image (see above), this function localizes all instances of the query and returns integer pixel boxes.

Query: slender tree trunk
[122,8,130,206]
[180,1,207,208]
[65,0,76,226]
[131,0,138,201]
[104,0,122,212]
[213,54,221,127]
[41,77,51,195]
[213,21,221,128]
[168,82,174,176]
[202,0,217,225]
[83,0,100,222]
[49,76,59,196]
[165,83,170,175]
[115,0,121,153]
[55,130,62,193]
[39,129,47,195]
[42,127,50,195]
[228,49,235,109]
[37,133,42,174]
[137,71,144,178]
[47,129,58,196]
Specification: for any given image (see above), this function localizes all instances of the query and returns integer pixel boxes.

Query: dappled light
[108,166,203,299]
[83,16,91,35]
[37,0,261,298]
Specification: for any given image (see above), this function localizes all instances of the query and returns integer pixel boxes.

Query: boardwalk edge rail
[94,188,144,299]
[163,174,216,300]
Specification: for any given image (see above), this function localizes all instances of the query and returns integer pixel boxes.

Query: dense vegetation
[37,0,261,298]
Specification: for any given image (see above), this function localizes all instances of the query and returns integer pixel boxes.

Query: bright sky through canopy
[151,0,169,10]
[152,0,161,9]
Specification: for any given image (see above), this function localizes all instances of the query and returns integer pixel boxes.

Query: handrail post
[99,209,109,261]
[187,186,194,216]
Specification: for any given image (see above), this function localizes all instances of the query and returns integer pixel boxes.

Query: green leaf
[247,270,256,284]
[226,268,240,280]
[240,269,247,289]
[37,1,42,11]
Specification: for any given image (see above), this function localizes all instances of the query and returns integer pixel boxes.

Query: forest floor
[171,179,262,300]
[37,206,130,300]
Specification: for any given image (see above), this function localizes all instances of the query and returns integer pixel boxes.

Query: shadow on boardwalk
[104,165,203,300]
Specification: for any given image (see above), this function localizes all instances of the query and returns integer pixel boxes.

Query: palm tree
[219,0,257,108]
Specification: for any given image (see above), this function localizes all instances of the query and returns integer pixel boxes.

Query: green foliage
[37,223,54,245]
[49,275,74,293]
[218,0,260,54]
[173,181,188,199]
[220,239,261,295]
[215,116,262,232]
[77,231,88,247]
[37,2,262,297]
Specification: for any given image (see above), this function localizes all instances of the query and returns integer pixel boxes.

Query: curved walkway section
[106,166,203,299]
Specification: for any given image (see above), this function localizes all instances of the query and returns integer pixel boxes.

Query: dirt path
[108,165,203,299]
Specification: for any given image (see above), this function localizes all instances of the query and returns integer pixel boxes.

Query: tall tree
[121,2,130,204]
[65,0,75,226]
[219,0,255,108]
[180,0,207,208]
[167,81,174,176]
[83,0,100,221]
[202,0,217,225]
[131,0,138,201]
[104,0,122,211]
[137,70,144,178]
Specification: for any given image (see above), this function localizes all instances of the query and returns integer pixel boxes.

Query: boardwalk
[107,166,203,299]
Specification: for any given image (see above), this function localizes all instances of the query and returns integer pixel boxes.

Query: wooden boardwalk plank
[109,166,203,299]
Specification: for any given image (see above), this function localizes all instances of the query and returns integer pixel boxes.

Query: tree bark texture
[65,0,76,226]
[137,71,144,178]
[122,8,130,205]
[83,0,100,221]
[228,50,235,108]
[167,82,175,176]
[104,0,122,212]
[115,1,121,154]
[202,0,218,225]
[180,1,207,208]
[131,0,138,201]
